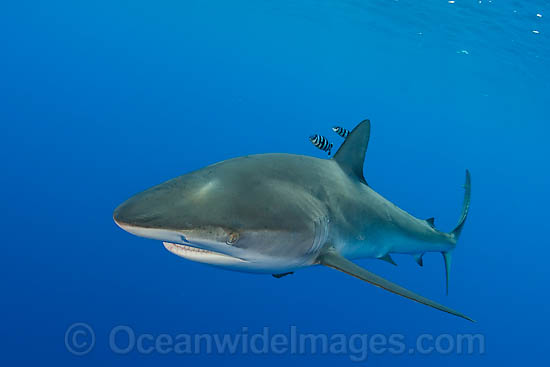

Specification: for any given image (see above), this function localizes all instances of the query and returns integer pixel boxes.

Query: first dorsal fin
[332,119,371,184]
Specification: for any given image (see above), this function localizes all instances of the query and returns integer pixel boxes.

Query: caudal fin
[442,169,472,294]
[451,169,471,240]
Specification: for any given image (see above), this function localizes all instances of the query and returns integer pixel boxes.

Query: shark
[113,119,473,321]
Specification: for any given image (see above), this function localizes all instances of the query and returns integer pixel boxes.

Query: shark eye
[226,232,239,245]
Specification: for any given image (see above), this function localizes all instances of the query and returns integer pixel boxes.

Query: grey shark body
[114,120,472,321]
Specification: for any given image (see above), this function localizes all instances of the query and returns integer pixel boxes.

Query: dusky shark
[113,119,473,321]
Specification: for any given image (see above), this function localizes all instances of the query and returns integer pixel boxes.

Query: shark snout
[113,181,181,230]
[113,200,160,229]
[113,191,229,248]
[113,200,165,239]
[113,202,191,245]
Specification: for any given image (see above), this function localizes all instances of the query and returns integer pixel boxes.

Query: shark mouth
[162,242,248,266]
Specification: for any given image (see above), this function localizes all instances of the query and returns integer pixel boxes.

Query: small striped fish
[332,126,350,139]
[309,134,333,155]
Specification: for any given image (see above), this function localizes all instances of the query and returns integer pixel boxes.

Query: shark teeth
[163,242,216,254]
[162,242,247,264]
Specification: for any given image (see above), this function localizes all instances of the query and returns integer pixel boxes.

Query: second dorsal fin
[426,217,435,228]
[332,119,371,185]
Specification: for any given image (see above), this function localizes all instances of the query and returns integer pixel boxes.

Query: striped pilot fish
[309,134,333,155]
[332,126,350,139]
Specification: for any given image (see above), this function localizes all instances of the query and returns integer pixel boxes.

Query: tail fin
[443,170,472,294]
[451,169,471,240]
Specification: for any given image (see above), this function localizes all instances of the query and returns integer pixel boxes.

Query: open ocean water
[1,0,549,365]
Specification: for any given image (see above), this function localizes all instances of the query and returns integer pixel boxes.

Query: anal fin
[319,250,473,322]
[272,272,294,279]
[414,253,424,267]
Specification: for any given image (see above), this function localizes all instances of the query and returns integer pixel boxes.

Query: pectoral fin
[319,251,474,322]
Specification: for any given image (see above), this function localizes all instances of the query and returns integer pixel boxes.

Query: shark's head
[113,155,329,273]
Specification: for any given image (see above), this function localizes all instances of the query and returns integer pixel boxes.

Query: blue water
[1,1,548,365]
